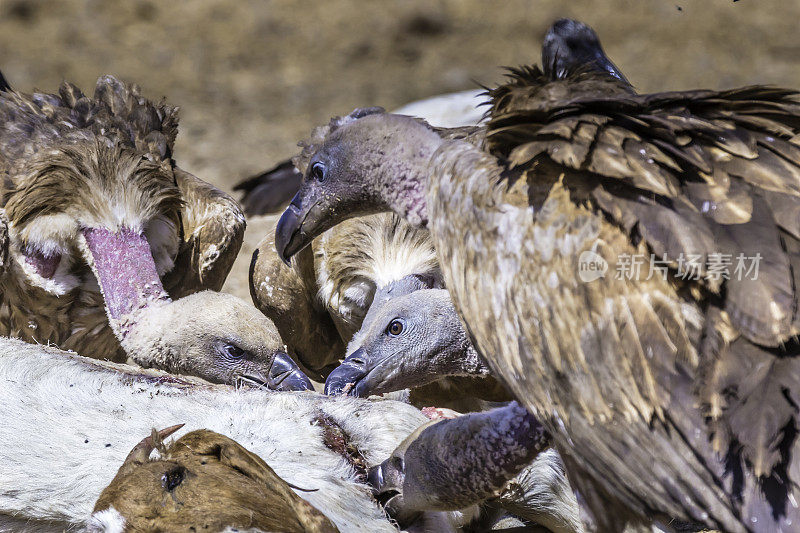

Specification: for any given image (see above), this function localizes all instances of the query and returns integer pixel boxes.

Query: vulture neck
[377,119,445,228]
[81,227,170,340]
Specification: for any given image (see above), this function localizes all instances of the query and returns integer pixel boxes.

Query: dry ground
[1,0,799,299]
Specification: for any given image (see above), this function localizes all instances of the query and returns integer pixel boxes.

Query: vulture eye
[386,319,404,337]
[223,344,245,360]
[310,162,326,182]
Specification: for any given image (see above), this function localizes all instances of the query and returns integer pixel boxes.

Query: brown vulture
[0,73,311,390]
[274,18,800,532]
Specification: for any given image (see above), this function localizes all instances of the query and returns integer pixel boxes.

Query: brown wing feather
[249,231,344,378]
[163,168,245,297]
[488,72,800,348]
[478,68,800,524]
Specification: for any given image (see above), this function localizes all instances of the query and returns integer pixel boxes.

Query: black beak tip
[270,352,314,392]
[367,464,384,493]
[324,360,368,396]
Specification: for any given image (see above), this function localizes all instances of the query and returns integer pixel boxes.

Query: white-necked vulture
[274,18,800,532]
[0,73,310,390]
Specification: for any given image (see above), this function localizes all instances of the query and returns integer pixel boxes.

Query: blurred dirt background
[1,0,799,299]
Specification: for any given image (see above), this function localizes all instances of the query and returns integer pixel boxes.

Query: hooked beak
[590,51,629,85]
[241,352,314,392]
[367,461,419,525]
[268,351,314,391]
[324,347,370,396]
[275,192,328,265]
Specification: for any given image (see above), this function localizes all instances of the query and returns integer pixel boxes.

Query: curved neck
[80,227,171,341]
[376,120,444,228]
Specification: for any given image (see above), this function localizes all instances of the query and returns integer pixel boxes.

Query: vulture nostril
[161,466,185,492]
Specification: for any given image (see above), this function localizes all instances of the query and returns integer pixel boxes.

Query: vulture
[0,73,310,390]
[325,287,494,399]
[235,92,484,217]
[275,17,800,532]
[325,284,510,410]
[0,337,581,533]
[251,210,442,378]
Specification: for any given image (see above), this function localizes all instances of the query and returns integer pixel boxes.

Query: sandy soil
[1,0,799,299]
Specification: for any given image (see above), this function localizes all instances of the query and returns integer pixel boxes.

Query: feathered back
[316,213,439,307]
[484,64,800,485]
[487,67,800,347]
[0,75,182,236]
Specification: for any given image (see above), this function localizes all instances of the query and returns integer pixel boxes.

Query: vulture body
[275,19,800,532]
[0,337,576,533]
[0,74,310,390]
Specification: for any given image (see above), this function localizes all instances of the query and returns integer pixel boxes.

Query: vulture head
[275,18,630,264]
[0,75,311,391]
[325,286,490,397]
[122,291,313,391]
[542,18,629,83]
[90,426,338,533]
[275,110,441,262]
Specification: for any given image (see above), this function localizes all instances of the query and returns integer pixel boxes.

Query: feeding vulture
[324,287,494,399]
[235,92,484,217]
[251,211,440,378]
[275,18,800,532]
[0,73,310,390]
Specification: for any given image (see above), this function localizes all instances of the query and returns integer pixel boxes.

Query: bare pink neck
[81,227,170,335]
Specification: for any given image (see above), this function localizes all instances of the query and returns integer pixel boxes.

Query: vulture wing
[448,67,800,528]
[250,230,345,379]
[487,70,800,347]
[0,209,7,277]
[234,159,303,217]
[162,168,245,297]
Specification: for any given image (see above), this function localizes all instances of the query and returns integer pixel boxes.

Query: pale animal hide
[0,338,429,533]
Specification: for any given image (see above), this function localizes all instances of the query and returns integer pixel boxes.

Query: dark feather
[233,160,303,217]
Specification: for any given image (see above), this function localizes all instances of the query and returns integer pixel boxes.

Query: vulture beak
[325,347,396,398]
[324,347,371,396]
[239,351,314,392]
[275,192,329,265]
[590,51,629,85]
[367,462,415,523]
[268,351,314,391]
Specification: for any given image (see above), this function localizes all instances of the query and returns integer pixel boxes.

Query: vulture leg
[251,231,345,379]
[368,402,549,525]
[163,167,246,297]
